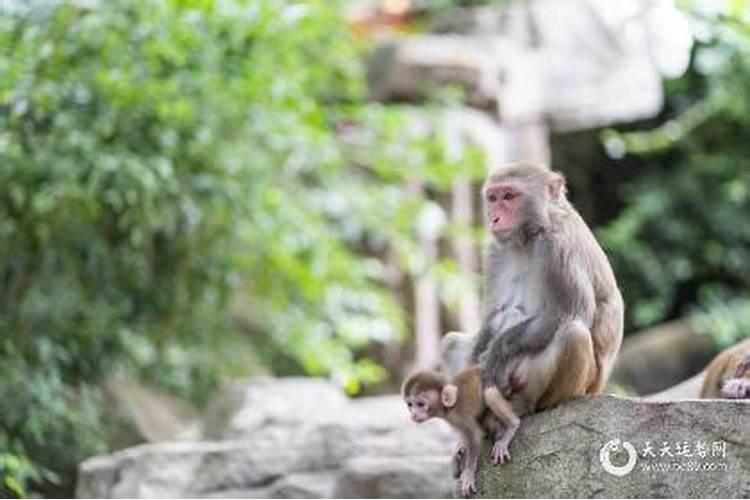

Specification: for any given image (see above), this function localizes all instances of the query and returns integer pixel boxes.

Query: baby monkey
[402,366,520,497]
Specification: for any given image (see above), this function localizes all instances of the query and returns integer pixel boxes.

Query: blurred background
[1,0,749,497]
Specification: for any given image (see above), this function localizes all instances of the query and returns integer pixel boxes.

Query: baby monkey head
[402,370,458,423]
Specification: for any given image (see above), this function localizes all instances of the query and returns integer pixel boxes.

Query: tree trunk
[408,179,442,370]
[450,177,481,334]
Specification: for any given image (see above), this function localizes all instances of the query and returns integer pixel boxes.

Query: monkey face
[404,390,439,423]
[483,166,566,241]
[485,182,525,236]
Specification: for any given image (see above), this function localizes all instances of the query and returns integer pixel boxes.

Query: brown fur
[402,367,520,497]
[402,370,446,398]
[472,163,624,417]
[447,366,485,421]
[700,338,750,398]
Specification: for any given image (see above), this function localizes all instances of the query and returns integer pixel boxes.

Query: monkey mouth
[411,415,427,423]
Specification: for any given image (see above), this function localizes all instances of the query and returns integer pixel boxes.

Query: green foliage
[0,452,47,498]
[0,0,483,495]
[692,298,750,348]
[599,2,750,333]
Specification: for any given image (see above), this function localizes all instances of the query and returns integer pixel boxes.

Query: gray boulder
[102,379,201,446]
[79,378,749,499]
[335,456,454,499]
[202,377,350,439]
[611,320,718,395]
[475,395,750,498]
[201,471,338,499]
[77,428,359,498]
[78,378,456,498]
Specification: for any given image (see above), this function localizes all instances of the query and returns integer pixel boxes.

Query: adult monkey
[443,163,623,414]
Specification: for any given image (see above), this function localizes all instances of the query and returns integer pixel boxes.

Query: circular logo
[599,438,637,476]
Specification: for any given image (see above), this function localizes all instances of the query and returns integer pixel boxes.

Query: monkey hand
[453,440,467,459]
[459,468,477,497]
[491,440,511,465]
[721,378,750,399]
[452,442,467,478]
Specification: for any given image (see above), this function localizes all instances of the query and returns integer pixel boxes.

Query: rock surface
[78,379,749,499]
[645,371,706,401]
[611,320,718,395]
[475,395,750,499]
[334,456,454,499]
[103,379,201,446]
[78,378,456,499]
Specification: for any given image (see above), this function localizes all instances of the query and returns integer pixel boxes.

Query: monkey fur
[445,163,624,417]
[700,337,750,399]
[402,367,520,497]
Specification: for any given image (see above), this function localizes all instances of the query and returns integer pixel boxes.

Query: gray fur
[475,164,624,401]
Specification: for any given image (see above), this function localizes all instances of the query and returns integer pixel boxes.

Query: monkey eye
[487,193,497,203]
[416,401,425,408]
[503,192,518,201]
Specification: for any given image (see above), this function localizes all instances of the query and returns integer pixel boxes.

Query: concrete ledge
[475,395,750,498]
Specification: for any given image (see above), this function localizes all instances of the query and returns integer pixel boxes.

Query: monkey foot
[721,378,750,399]
[491,441,511,465]
[459,470,477,497]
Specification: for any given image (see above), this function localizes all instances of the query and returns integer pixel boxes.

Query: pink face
[485,182,524,235]
[405,390,438,423]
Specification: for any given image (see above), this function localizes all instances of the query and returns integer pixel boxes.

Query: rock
[80,377,750,499]
[76,423,454,499]
[345,395,414,432]
[334,456,454,499]
[202,472,338,499]
[79,378,457,499]
[645,372,706,401]
[202,377,449,439]
[202,377,349,439]
[475,395,750,498]
[77,441,225,498]
[268,472,338,499]
[103,379,201,445]
[188,425,358,493]
[77,426,356,498]
[611,320,718,395]
[647,337,750,401]
[357,420,454,458]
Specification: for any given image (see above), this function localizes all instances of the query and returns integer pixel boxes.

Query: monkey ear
[548,173,566,201]
[441,384,458,408]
